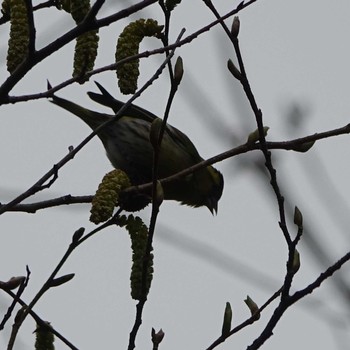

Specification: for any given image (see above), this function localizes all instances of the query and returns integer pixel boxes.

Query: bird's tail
[88,82,158,123]
[87,81,123,114]
[51,94,112,130]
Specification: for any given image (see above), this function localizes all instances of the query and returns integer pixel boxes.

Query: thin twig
[3,287,79,350]
[24,0,36,53]
[0,0,157,100]
[247,251,350,350]
[0,268,30,331]
[0,29,186,215]
[127,28,185,350]
[0,0,57,25]
[7,213,120,349]
[1,0,257,104]
[206,287,282,350]
[3,122,350,214]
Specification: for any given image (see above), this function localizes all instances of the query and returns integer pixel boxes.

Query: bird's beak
[207,198,218,215]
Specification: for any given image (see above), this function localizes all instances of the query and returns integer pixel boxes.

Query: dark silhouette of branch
[201,3,350,349]
[0,29,186,215]
[2,276,79,350]
[1,0,349,348]
[0,0,259,104]
[2,123,350,213]
[127,28,185,350]
[24,0,36,52]
[247,251,350,350]
[6,212,124,349]
[0,0,158,100]
[0,0,58,25]
[2,195,93,213]
[0,267,30,331]
[206,288,283,350]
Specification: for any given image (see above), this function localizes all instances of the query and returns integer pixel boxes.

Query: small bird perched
[51,83,224,213]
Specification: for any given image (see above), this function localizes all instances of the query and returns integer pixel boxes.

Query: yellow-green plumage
[51,83,223,213]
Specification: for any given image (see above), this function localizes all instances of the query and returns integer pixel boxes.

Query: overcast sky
[1,1,350,349]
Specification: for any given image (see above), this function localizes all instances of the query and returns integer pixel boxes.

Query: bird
[51,82,224,213]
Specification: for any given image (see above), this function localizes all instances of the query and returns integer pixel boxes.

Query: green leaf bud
[149,117,163,149]
[247,126,269,144]
[244,295,260,320]
[174,56,184,86]
[221,302,232,336]
[291,249,301,274]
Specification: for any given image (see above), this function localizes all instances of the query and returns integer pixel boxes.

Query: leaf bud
[227,59,241,81]
[231,16,240,38]
[49,273,75,288]
[149,117,163,150]
[154,180,164,207]
[151,328,165,346]
[244,295,260,320]
[292,141,315,153]
[293,206,303,228]
[221,302,232,336]
[291,249,301,274]
[247,126,269,144]
[72,227,85,244]
[0,276,25,290]
[174,56,184,86]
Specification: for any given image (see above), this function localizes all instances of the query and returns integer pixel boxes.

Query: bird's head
[202,166,224,214]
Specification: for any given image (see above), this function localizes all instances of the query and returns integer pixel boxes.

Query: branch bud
[292,141,315,153]
[221,302,232,336]
[49,273,75,288]
[154,180,164,207]
[151,328,165,346]
[174,56,184,86]
[72,227,85,244]
[231,16,240,38]
[149,117,163,149]
[227,59,241,81]
[0,276,25,290]
[244,295,260,320]
[293,206,303,228]
[291,249,301,273]
[247,126,269,144]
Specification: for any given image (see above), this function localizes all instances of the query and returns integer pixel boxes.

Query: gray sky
[1,1,350,349]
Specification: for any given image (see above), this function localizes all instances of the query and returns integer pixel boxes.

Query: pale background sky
[1,0,350,349]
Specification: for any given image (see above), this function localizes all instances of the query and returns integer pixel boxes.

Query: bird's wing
[164,125,202,162]
[88,82,203,163]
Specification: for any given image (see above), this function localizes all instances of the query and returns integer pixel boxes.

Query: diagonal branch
[2,122,350,214]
